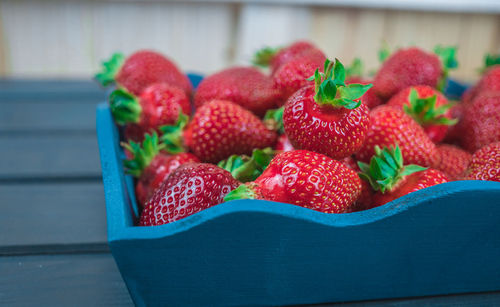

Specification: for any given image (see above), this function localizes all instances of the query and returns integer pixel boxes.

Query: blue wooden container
[97,76,500,307]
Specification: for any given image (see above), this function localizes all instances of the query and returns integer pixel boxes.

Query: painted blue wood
[96,75,500,306]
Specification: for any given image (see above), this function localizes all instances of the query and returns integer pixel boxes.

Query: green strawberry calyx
[404,89,458,126]
[122,132,165,177]
[218,148,275,183]
[378,41,391,63]
[94,53,125,87]
[482,53,500,71]
[264,107,284,134]
[224,183,259,202]
[109,88,142,125]
[308,58,373,109]
[345,58,363,79]
[158,112,189,154]
[357,145,427,194]
[252,46,281,68]
[434,45,458,91]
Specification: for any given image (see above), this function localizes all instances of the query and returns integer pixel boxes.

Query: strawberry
[110,83,191,140]
[358,146,448,208]
[474,56,500,94]
[122,133,199,206]
[253,41,318,73]
[340,156,373,212]
[161,100,277,163]
[387,85,457,143]
[275,134,294,152]
[139,163,240,226]
[272,48,326,103]
[373,46,457,100]
[344,58,382,109]
[263,107,294,152]
[283,59,372,159]
[225,150,361,213]
[124,123,146,143]
[463,142,500,182]
[194,67,280,116]
[432,144,471,180]
[95,50,192,96]
[442,103,464,145]
[355,105,438,167]
[459,91,500,152]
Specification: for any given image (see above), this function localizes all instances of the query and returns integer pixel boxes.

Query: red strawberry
[194,67,280,116]
[358,146,448,208]
[139,163,240,226]
[122,133,200,206]
[340,156,373,212]
[474,64,500,95]
[387,85,457,143]
[124,123,146,143]
[373,46,457,100]
[272,48,326,103]
[225,150,361,213]
[253,41,318,73]
[432,144,471,180]
[459,91,500,152]
[109,83,191,140]
[463,142,500,182]
[283,59,372,159]
[95,50,192,96]
[356,105,438,167]
[275,134,294,152]
[442,103,464,145]
[162,100,277,163]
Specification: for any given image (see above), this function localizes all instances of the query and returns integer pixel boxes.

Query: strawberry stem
[109,88,142,125]
[308,58,372,109]
[158,112,189,154]
[218,148,274,183]
[434,45,458,91]
[404,89,458,126]
[357,145,427,194]
[122,132,165,177]
[482,53,500,72]
[94,53,125,87]
[252,46,280,68]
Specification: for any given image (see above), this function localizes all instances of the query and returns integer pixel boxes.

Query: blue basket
[97,75,500,307]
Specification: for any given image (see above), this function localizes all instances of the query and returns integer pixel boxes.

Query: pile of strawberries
[95,42,500,227]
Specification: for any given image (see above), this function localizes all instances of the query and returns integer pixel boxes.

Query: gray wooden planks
[0,253,133,306]
[0,182,108,254]
[0,134,102,179]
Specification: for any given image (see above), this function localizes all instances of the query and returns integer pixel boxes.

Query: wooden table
[1,80,500,306]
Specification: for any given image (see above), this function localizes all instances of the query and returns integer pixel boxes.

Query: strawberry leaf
[159,112,189,154]
[339,83,373,100]
[109,88,142,125]
[94,53,124,87]
[123,132,165,177]
[333,58,346,86]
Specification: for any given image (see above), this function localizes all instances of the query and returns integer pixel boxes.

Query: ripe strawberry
[275,134,294,152]
[442,103,464,145]
[283,59,372,159]
[225,150,361,213]
[340,156,373,212]
[109,83,191,139]
[459,91,500,152]
[194,67,280,116]
[95,50,192,96]
[474,61,500,94]
[139,163,240,226]
[272,48,326,103]
[122,133,199,206]
[355,105,438,167]
[463,142,500,182]
[432,144,471,180]
[253,41,318,73]
[387,85,457,143]
[358,146,448,207]
[373,46,457,100]
[124,123,146,143]
[161,100,277,163]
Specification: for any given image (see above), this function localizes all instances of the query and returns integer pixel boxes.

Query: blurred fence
[0,0,499,81]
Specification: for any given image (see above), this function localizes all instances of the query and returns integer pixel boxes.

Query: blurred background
[0,0,499,82]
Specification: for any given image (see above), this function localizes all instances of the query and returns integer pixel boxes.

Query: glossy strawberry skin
[139,83,191,129]
[275,134,294,152]
[463,142,500,182]
[272,49,326,104]
[373,48,442,100]
[194,67,280,117]
[135,153,200,206]
[371,169,448,207]
[355,106,438,167]
[139,163,240,226]
[270,41,318,73]
[185,100,277,163]
[252,150,361,213]
[116,50,192,96]
[460,91,500,152]
[283,86,370,159]
[432,144,471,180]
[387,85,451,143]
